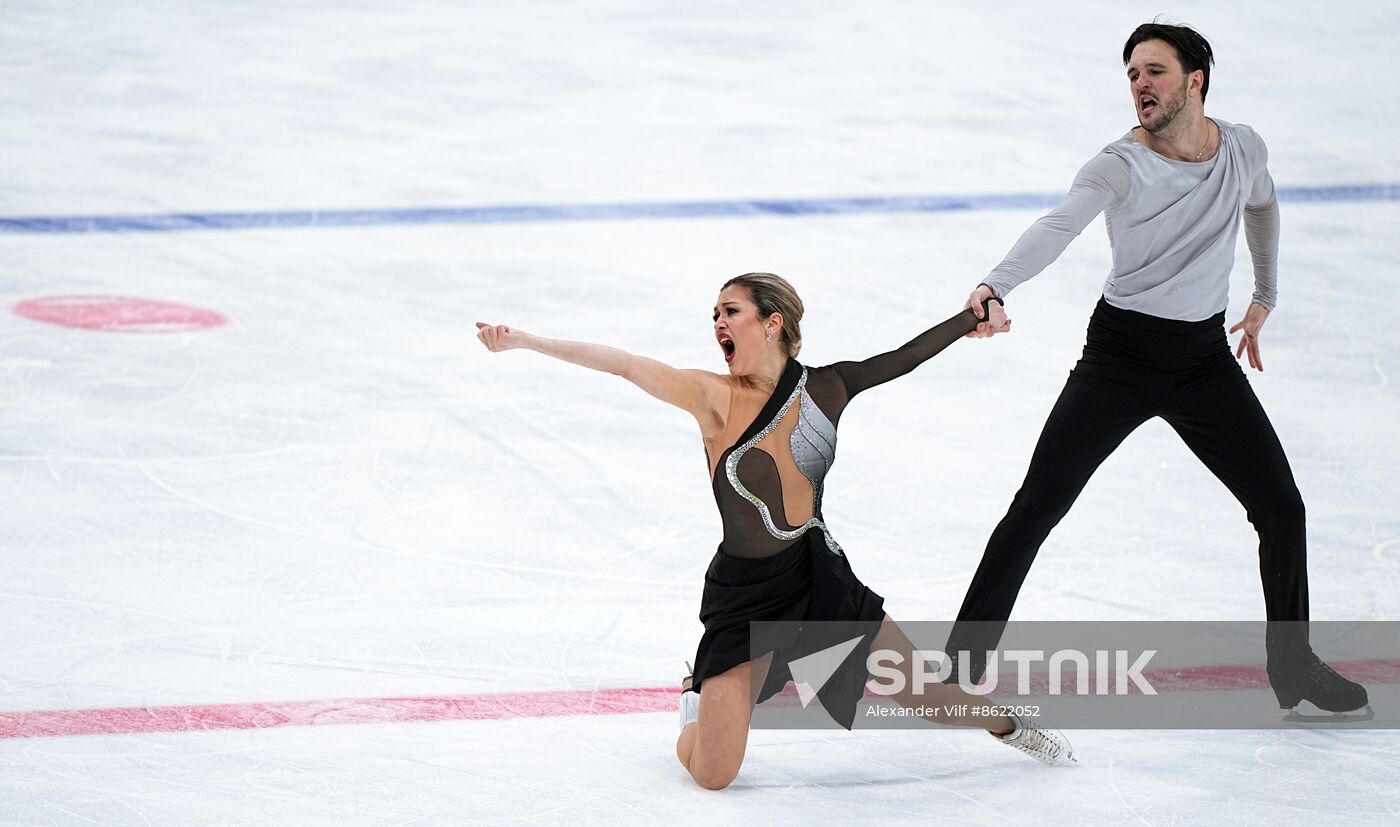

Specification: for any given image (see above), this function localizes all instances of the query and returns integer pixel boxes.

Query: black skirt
[690,530,885,729]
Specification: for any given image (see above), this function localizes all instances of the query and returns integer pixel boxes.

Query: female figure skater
[476,273,1073,790]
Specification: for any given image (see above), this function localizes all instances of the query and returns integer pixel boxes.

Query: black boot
[1268,653,1369,713]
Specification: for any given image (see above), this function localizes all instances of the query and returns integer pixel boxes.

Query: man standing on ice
[947,21,1369,716]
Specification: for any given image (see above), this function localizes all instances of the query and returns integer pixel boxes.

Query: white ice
[2,1,1399,824]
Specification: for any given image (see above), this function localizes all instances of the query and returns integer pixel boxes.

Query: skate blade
[1283,702,1374,723]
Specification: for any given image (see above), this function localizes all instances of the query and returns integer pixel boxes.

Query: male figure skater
[949,22,1368,715]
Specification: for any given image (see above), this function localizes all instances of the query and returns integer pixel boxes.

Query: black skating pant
[950,298,1311,674]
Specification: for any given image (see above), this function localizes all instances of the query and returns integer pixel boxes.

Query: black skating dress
[691,306,989,729]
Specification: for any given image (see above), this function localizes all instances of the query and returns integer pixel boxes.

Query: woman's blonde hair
[722,272,804,357]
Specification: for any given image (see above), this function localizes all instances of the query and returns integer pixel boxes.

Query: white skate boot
[679,668,700,731]
[991,715,1076,766]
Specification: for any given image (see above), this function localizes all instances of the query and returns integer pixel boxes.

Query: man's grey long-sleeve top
[982,118,1279,322]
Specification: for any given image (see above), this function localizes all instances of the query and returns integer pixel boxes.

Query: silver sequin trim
[791,391,837,512]
[725,368,844,556]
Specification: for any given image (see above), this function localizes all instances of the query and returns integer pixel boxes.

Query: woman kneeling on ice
[476,272,1074,790]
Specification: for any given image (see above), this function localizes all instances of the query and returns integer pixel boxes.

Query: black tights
[951,299,1310,671]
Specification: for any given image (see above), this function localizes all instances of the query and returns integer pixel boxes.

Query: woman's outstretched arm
[831,299,1007,399]
[476,322,727,436]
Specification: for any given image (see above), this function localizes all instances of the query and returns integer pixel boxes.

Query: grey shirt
[981,118,1279,322]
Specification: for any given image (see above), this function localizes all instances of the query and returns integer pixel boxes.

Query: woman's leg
[875,615,1077,765]
[871,614,1014,733]
[675,652,773,790]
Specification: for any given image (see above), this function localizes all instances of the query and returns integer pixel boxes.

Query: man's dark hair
[1123,22,1215,102]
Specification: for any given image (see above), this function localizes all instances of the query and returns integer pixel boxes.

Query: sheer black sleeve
[829,306,985,400]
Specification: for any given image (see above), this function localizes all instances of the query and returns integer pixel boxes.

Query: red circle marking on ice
[13,296,226,333]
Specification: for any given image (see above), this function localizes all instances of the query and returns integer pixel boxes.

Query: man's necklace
[1194,124,1212,161]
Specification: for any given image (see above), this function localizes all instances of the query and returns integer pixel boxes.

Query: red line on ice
[13,295,226,333]
[0,687,678,740]
[2,658,1396,740]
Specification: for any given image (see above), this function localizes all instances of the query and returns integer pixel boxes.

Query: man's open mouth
[1140,96,1158,115]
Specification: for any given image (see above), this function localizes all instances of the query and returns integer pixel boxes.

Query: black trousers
[951,298,1311,671]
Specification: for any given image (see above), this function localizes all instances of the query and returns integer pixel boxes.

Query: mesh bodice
[707,308,983,558]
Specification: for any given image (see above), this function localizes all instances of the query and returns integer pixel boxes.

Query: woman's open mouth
[718,334,735,363]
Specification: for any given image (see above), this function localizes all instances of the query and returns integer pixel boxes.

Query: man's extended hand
[964,284,1011,338]
[1228,303,1270,371]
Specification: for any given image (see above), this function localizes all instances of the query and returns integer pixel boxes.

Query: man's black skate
[1269,654,1372,720]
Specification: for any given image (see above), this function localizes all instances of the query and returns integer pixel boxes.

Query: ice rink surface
[2,1,1399,823]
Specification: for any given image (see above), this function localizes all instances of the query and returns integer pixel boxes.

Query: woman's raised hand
[476,322,527,352]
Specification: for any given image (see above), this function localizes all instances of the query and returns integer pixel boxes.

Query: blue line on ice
[2,183,1397,235]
